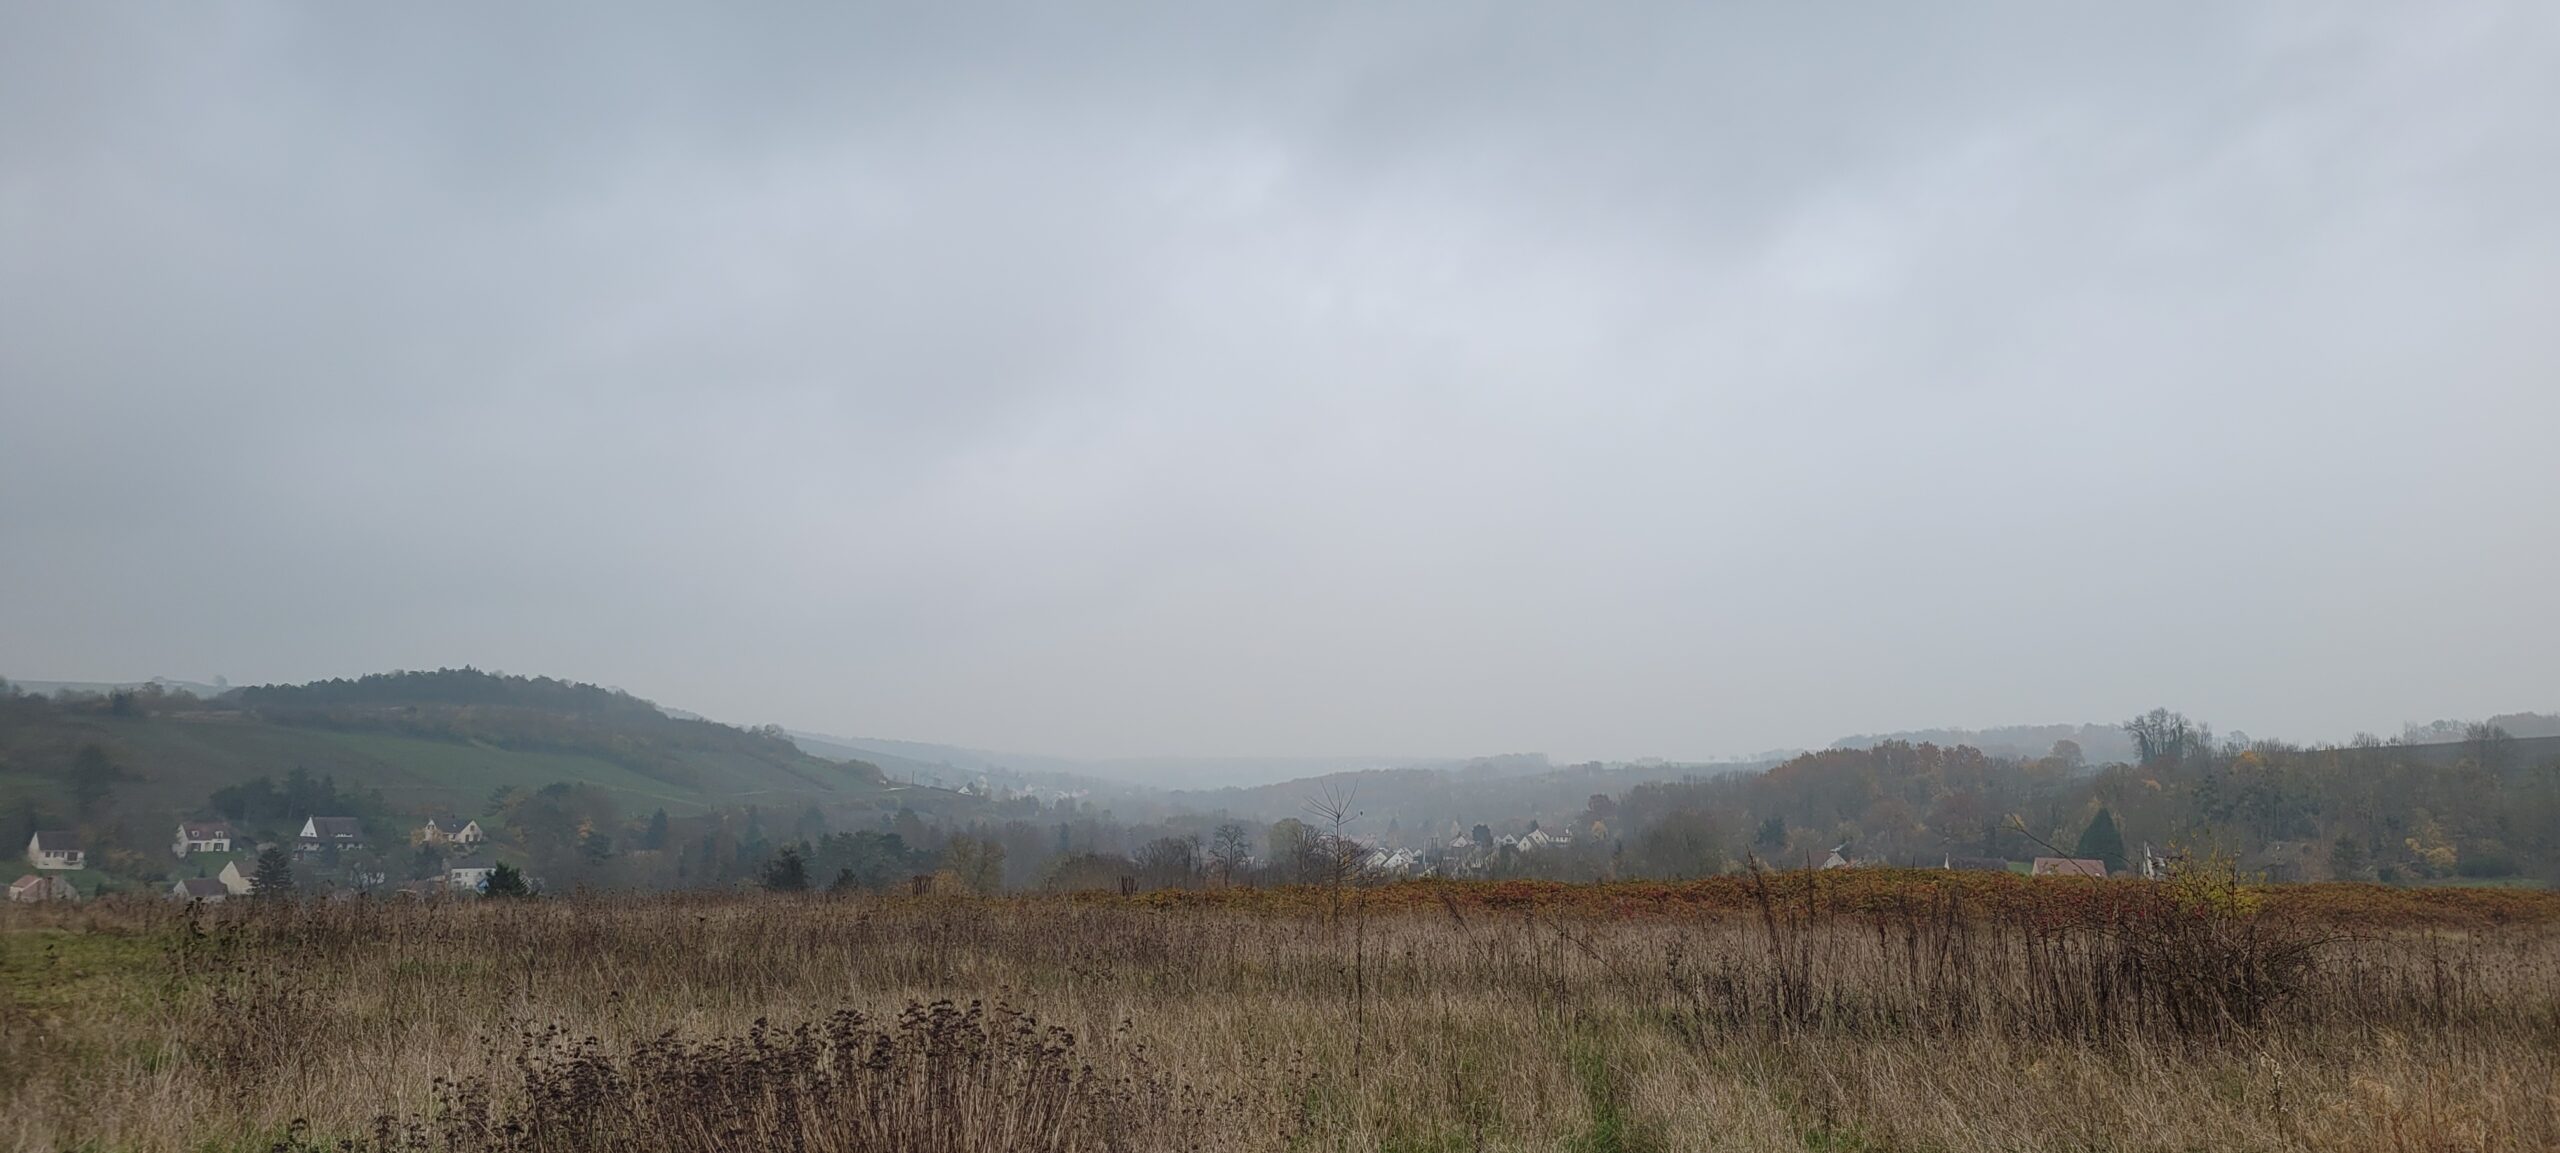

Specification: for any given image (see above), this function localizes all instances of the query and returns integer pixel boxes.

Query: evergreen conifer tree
[2074,808,2127,874]
[762,846,809,892]
[483,862,531,897]
[250,845,295,898]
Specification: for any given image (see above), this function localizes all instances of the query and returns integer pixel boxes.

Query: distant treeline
[230,668,668,719]
[1616,711,2560,884]
[820,710,2560,893]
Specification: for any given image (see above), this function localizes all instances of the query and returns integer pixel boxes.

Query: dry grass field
[4,873,2557,1152]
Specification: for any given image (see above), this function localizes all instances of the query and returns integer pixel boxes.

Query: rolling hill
[0,669,897,833]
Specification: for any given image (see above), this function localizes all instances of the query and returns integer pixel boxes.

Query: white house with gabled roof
[26,831,84,871]
[174,820,233,857]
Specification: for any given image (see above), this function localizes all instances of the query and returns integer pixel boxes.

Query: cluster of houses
[1363,846,1425,874]
[11,812,502,903]
[1441,826,1575,856]
[1368,825,1579,877]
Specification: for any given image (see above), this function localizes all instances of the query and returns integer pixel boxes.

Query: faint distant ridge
[786,730,1425,791]
[2402,712,2560,742]
[1830,722,2137,765]
[1162,750,1772,831]
[8,676,229,698]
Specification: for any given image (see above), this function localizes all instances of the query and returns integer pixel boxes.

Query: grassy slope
[2,712,890,822]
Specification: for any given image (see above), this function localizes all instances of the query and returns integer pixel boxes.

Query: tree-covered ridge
[1611,714,2560,884]
[229,668,666,718]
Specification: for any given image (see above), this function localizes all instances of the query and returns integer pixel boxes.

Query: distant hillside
[1830,722,2137,765]
[786,730,1429,791]
[788,731,1039,784]
[10,676,230,698]
[0,669,894,830]
[2393,733,2560,770]
[786,731,1763,835]
[1163,754,1772,840]
[1828,712,2560,766]
[2402,712,2560,742]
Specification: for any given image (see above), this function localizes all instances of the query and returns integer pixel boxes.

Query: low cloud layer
[5,4,2555,763]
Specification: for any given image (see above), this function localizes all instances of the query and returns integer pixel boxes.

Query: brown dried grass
[2,882,2555,1152]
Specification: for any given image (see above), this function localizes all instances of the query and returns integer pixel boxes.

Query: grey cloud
[4,3,2555,767]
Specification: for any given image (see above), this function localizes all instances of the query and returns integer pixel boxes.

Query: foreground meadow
[4,874,2557,1152]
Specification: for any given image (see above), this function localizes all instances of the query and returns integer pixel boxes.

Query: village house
[1362,846,1424,876]
[216,860,255,896]
[446,857,497,892]
[173,820,233,857]
[168,877,229,903]
[26,830,85,871]
[415,815,487,848]
[2030,856,2110,878]
[1517,828,1574,851]
[9,873,78,902]
[295,816,365,856]
[1941,855,2011,872]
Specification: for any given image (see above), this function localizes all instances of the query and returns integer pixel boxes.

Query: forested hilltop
[1605,712,2560,885]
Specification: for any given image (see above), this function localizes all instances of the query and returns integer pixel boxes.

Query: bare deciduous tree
[1208,823,1252,887]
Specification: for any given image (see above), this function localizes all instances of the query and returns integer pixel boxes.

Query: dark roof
[304,817,363,839]
[447,856,495,871]
[174,877,228,898]
[1944,856,2010,872]
[2030,857,2109,878]
[179,820,232,837]
[30,830,82,852]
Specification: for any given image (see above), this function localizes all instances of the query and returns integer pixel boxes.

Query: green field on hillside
[301,729,716,811]
[5,716,850,819]
[77,719,714,813]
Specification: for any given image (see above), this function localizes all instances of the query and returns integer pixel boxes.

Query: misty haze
[4,5,2557,1152]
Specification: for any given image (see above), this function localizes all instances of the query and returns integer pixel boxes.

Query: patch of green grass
[296,729,707,814]
[0,928,168,1011]
[171,849,248,874]
[1568,1040,1663,1153]
[1798,1128,1892,1152]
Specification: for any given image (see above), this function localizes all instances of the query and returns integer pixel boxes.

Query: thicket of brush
[4,874,2556,1152]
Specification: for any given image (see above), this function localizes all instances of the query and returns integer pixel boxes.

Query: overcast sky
[4,3,2555,766]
